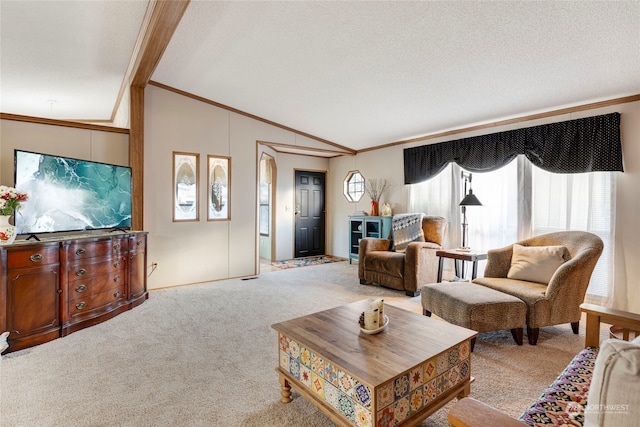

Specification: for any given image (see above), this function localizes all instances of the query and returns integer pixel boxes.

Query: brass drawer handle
[75,248,86,255]
[113,275,120,282]
[137,241,142,246]
[114,290,120,298]
[76,301,87,310]
[114,243,120,250]
[76,268,86,276]
[114,261,120,268]
[75,284,87,293]
[30,254,43,262]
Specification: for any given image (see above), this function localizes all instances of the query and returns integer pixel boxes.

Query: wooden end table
[271,300,477,427]
[436,249,487,282]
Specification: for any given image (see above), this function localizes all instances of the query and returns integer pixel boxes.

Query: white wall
[328,101,640,312]
[328,148,406,260]
[609,102,640,311]
[0,119,129,185]
[144,85,330,288]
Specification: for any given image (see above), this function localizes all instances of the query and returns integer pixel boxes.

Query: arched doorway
[258,153,276,270]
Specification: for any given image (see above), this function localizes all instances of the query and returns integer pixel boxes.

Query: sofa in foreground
[448,303,640,427]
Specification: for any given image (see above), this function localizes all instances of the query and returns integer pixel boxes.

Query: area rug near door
[271,255,347,269]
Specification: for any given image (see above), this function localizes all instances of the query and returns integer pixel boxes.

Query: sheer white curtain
[408,162,517,279]
[408,163,459,250]
[531,166,615,301]
[465,161,518,253]
[408,155,615,300]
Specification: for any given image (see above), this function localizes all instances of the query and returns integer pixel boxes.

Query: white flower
[0,186,28,216]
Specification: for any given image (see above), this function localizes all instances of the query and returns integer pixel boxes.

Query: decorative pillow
[507,244,567,284]
[584,338,640,427]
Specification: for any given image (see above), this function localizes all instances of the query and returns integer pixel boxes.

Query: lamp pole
[461,205,468,249]
[459,172,482,278]
[460,172,470,250]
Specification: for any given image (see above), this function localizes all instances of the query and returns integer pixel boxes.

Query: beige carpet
[0,262,604,426]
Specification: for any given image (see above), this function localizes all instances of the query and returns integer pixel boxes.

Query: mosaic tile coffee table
[271,299,477,427]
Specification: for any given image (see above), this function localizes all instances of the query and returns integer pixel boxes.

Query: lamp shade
[459,190,482,206]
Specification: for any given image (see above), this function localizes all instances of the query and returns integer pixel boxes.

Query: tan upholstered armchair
[358,215,447,297]
[472,231,604,345]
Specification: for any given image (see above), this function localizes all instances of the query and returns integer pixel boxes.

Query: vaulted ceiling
[2,1,639,152]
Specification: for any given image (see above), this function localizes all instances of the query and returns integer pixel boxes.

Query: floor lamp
[459,172,482,251]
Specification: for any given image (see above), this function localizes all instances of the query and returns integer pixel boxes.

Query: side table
[436,249,487,282]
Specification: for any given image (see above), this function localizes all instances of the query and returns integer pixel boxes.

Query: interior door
[294,170,326,258]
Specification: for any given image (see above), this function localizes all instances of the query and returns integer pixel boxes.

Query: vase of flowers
[0,186,28,245]
[365,178,389,216]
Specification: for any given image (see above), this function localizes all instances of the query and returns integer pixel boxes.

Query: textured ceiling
[0,1,148,120]
[2,1,640,152]
[152,1,640,150]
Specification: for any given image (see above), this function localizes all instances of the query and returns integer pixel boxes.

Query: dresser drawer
[69,272,125,298]
[68,256,125,280]
[66,239,127,260]
[68,284,126,316]
[129,235,146,253]
[7,246,60,269]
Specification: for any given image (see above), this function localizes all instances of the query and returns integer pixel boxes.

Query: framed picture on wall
[173,151,199,222]
[207,155,231,221]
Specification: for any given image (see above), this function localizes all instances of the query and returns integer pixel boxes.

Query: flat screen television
[14,150,132,237]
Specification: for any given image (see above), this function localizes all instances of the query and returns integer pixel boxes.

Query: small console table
[436,249,487,282]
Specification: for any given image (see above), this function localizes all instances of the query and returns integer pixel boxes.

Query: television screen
[14,150,132,236]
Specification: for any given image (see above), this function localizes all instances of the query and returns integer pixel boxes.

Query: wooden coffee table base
[272,300,477,427]
[279,374,293,403]
[277,367,472,427]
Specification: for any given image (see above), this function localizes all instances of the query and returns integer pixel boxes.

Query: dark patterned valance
[404,113,623,184]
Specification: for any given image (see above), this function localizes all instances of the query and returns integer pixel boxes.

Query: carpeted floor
[0,262,609,426]
[271,255,347,269]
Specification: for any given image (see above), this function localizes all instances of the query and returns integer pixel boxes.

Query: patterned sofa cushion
[519,347,598,426]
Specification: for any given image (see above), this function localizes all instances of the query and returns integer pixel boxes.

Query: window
[409,156,615,300]
[344,170,365,202]
[259,182,270,236]
[409,162,518,252]
[531,167,614,298]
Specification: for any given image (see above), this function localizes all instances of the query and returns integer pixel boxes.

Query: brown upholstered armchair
[472,231,604,345]
[358,215,447,297]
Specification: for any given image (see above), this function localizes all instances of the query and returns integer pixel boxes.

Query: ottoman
[421,282,527,350]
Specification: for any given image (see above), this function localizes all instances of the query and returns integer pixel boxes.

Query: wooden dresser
[0,231,148,353]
